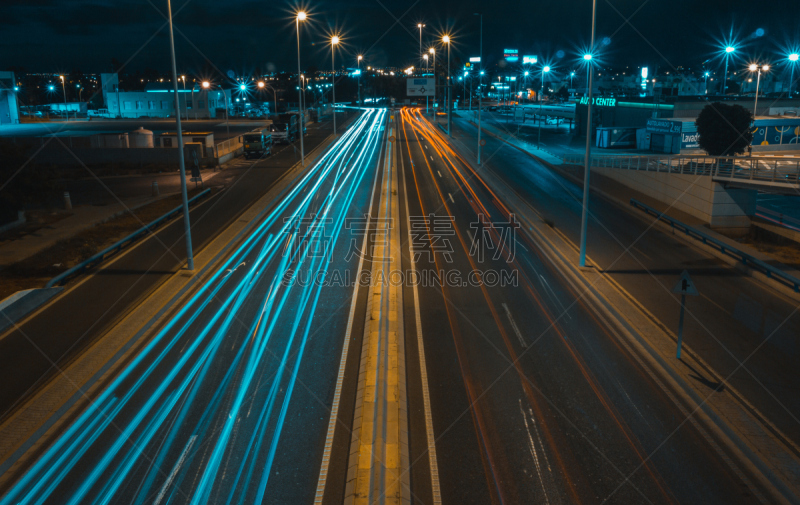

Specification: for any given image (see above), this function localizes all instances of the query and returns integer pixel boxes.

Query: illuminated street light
[789,53,799,98]
[417,23,425,70]
[443,35,451,135]
[722,45,736,94]
[296,11,307,166]
[257,81,265,88]
[59,75,69,121]
[331,35,339,135]
[748,63,769,116]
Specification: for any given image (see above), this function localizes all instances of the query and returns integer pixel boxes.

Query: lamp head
[258,81,265,88]
[202,81,210,89]
[583,54,592,61]
[297,11,306,21]
[725,46,735,53]
[543,66,551,72]
[749,63,758,71]
[790,53,800,62]
[332,36,339,45]
[442,35,450,44]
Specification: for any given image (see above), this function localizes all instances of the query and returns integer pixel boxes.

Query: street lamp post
[76,84,82,104]
[59,75,69,121]
[331,36,339,135]
[358,55,363,106]
[444,35,451,136]
[723,46,735,95]
[166,0,194,271]
[296,11,307,166]
[570,71,575,96]
[418,24,425,70]
[578,0,597,268]
[423,54,429,113]
[202,81,229,137]
[704,72,710,94]
[430,48,436,115]
[538,66,550,148]
[789,53,799,98]
[749,63,769,116]
[181,75,188,121]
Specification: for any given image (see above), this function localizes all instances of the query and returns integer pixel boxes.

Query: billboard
[523,55,538,64]
[407,78,434,96]
[503,49,519,62]
[469,57,481,63]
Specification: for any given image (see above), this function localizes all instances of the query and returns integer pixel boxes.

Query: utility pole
[578,0,597,268]
[166,0,194,271]
[296,12,306,166]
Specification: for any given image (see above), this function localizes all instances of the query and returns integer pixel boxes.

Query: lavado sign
[579,96,616,107]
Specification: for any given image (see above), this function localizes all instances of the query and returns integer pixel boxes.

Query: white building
[0,71,20,125]
[100,73,231,119]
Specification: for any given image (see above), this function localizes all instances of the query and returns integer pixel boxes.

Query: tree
[695,102,753,156]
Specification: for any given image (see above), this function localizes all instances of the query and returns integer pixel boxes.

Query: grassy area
[0,188,210,300]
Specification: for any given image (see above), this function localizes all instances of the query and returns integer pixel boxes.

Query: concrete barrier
[593,165,756,228]
[0,288,63,334]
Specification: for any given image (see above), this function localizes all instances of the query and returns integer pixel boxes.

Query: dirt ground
[721,224,800,270]
[0,187,210,300]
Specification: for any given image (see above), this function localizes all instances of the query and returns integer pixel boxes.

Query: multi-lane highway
[1,107,798,504]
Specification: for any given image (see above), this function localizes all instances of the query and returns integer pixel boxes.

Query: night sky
[1,0,796,77]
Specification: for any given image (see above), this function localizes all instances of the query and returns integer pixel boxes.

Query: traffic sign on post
[672,270,698,359]
[407,78,434,97]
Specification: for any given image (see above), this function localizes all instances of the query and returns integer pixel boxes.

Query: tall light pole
[538,66,550,148]
[258,81,277,113]
[704,71,710,94]
[788,53,799,98]
[723,45,735,95]
[59,75,69,121]
[181,75,188,121]
[423,54,429,113]
[475,13,483,165]
[203,81,229,137]
[296,11,307,166]
[167,0,194,271]
[418,23,425,70]
[443,35,451,136]
[429,47,436,115]
[331,35,339,135]
[76,84,83,104]
[578,0,597,268]
[749,63,769,116]
[570,71,575,96]
[358,55,363,106]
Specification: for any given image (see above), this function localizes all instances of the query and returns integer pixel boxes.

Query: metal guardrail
[564,154,800,189]
[46,188,212,288]
[630,198,800,292]
[756,206,800,232]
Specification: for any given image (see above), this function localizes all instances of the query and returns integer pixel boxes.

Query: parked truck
[242,128,273,159]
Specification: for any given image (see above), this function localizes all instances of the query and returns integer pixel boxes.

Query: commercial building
[575,95,800,154]
[100,73,231,119]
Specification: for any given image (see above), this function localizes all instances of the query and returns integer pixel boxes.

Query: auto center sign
[407,78,434,96]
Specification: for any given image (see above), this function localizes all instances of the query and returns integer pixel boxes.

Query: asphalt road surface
[396,108,775,504]
[0,109,386,504]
